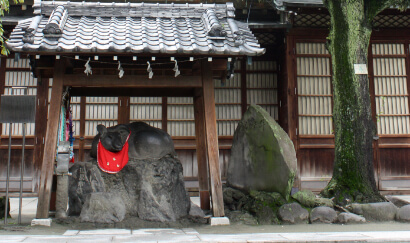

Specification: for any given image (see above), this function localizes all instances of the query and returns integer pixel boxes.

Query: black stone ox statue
[90,121,176,160]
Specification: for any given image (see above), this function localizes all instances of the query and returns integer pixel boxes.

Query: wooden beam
[193,93,210,210]
[36,59,64,219]
[201,59,224,217]
[69,87,195,97]
[63,75,202,88]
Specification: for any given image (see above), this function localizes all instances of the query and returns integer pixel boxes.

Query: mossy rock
[255,205,280,225]
[223,186,250,211]
[292,190,334,208]
[249,190,287,207]
[278,202,309,224]
[227,105,297,200]
[226,210,258,225]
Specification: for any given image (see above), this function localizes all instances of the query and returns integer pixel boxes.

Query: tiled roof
[7,1,265,56]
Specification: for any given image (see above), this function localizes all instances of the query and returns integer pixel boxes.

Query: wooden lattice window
[253,32,276,46]
[167,97,194,136]
[130,97,162,129]
[372,43,410,134]
[296,42,333,135]
[215,60,242,136]
[84,97,118,136]
[246,60,278,121]
[373,15,410,28]
[70,97,81,137]
[293,14,330,28]
[2,58,37,136]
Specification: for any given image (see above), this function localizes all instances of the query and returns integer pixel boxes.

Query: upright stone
[227,105,297,200]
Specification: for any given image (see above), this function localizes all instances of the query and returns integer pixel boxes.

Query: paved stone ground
[0,228,410,242]
[1,196,409,242]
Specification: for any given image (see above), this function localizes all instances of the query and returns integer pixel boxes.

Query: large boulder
[278,203,309,224]
[227,105,297,200]
[350,202,398,221]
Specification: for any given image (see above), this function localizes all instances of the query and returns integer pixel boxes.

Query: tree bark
[321,0,385,205]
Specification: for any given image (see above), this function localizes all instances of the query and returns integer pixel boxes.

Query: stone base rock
[189,202,205,218]
[310,206,337,224]
[396,205,410,222]
[68,162,105,216]
[69,156,190,222]
[292,190,334,208]
[278,203,309,224]
[350,202,398,221]
[337,212,366,224]
[80,192,126,223]
[227,105,297,200]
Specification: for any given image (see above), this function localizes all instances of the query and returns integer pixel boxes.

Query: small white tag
[354,64,368,75]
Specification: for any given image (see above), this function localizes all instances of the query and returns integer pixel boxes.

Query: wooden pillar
[78,96,86,161]
[118,96,130,124]
[367,42,380,189]
[0,57,6,136]
[36,59,64,219]
[194,92,210,210]
[33,76,49,186]
[201,59,224,217]
[286,35,300,189]
[162,97,167,132]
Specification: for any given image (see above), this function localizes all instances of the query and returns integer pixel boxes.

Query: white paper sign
[354,64,368,75]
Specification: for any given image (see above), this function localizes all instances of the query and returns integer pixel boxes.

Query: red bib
[97,135,130,174]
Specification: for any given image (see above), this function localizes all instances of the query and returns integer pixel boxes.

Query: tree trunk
[321,0,385,205]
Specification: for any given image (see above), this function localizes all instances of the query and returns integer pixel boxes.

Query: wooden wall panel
[0,149,34,178]
[298,148,334,191]
[379,148,410,190]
